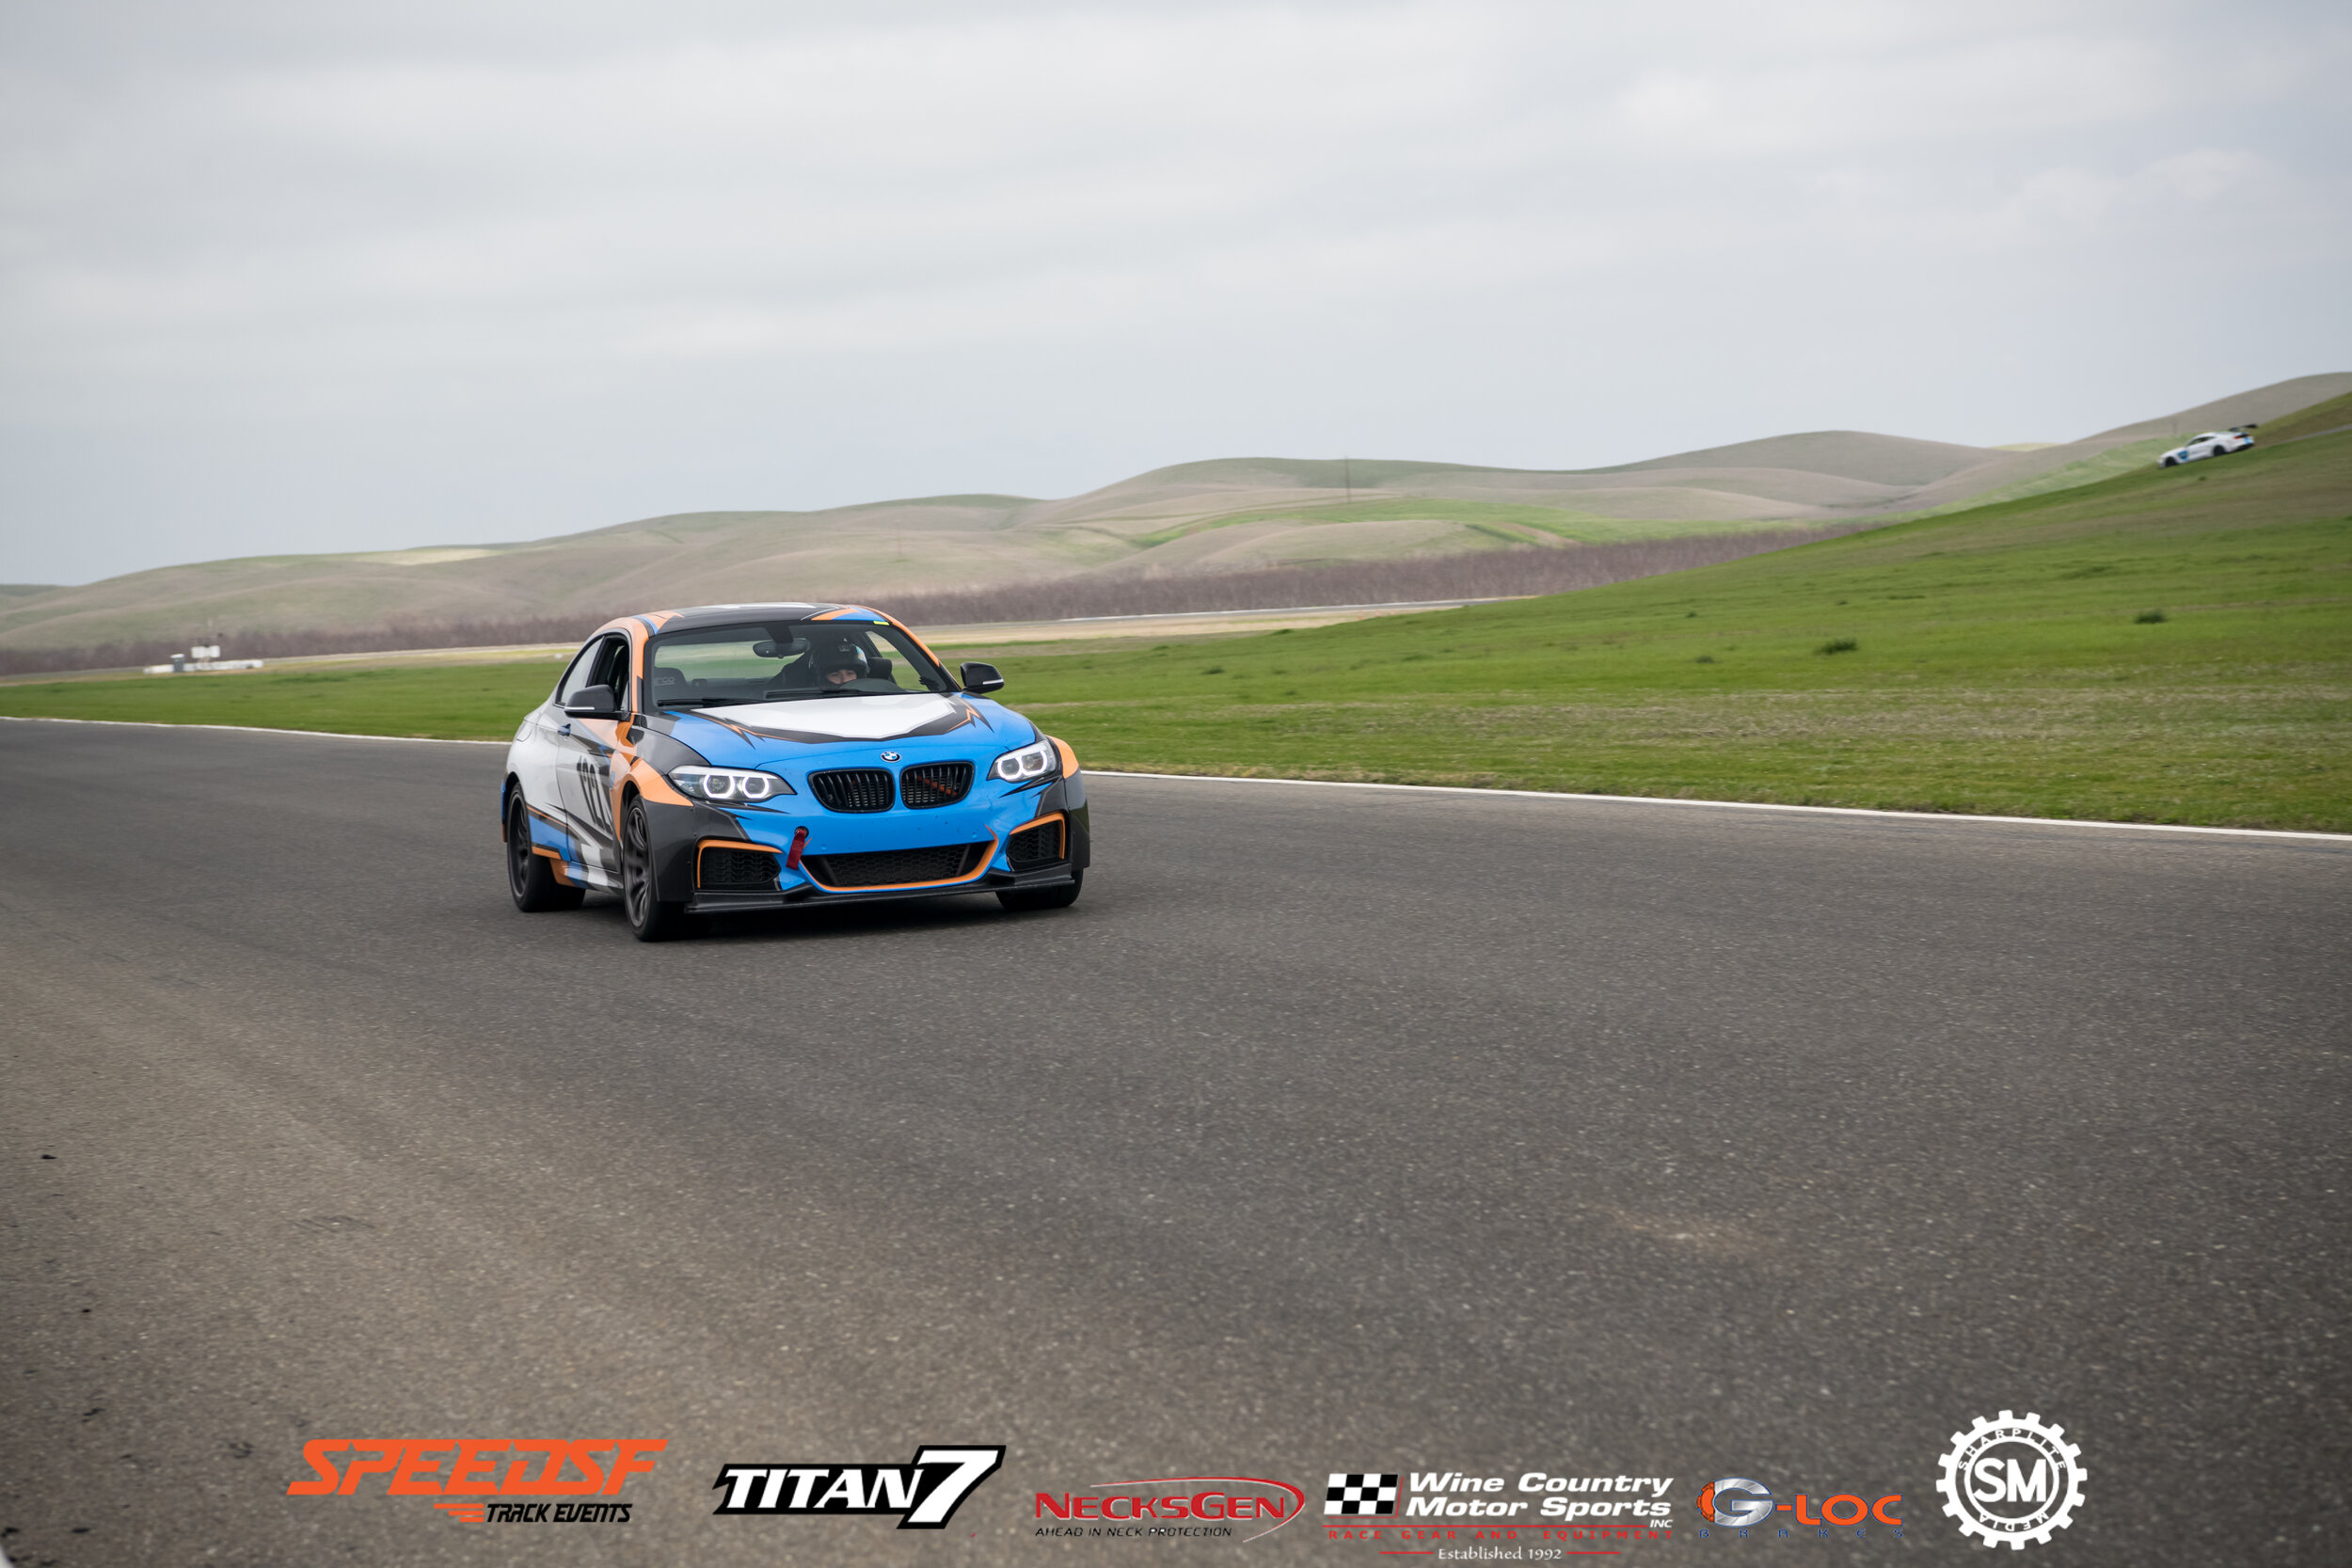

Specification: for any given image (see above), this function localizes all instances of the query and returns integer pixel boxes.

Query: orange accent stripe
[1009,811,1067,861]
[885,612,950,670]
[531,847,577,887]
[802,835,1000,893]
[628,756,694,809]
[1050,736,1078,777]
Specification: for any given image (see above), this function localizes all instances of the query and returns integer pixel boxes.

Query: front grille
[899,761,972,810]
[804,842,988,888]
[1008,817,1065,869]
[808,768,894,813]
[700,846,780,891]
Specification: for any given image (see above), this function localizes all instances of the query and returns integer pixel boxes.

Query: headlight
[991,736,1059,784]
[670,766,795,803]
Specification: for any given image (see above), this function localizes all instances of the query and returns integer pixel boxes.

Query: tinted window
[559,635,628,704]
[646,620,950,706]
[553,640,602,704]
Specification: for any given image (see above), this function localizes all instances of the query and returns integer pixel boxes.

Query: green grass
[1915,436,2174,514]
[1002,430,2352,832]
[7,431,2346,831]
[0,662,558,740]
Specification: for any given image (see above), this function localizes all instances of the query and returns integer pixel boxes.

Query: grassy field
[6,426,2346,830]
[0,661,563,741]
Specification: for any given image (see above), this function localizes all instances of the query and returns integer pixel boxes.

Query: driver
[816,641,868,687]
[771,634,872,690]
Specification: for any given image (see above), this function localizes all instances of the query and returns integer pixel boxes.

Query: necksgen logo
[711,1445,1004,1529]
[287,1439,666,1526]
[1036,1475,1308,1544]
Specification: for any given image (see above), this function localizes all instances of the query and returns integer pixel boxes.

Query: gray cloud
[3,0,2346,582]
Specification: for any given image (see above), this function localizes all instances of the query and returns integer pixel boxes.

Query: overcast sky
[2,0,2346,585]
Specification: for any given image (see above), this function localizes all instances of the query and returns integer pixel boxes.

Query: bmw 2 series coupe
[501,603,1089,940]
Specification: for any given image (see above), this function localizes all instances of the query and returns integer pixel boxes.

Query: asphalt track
[2,721,2346,1566]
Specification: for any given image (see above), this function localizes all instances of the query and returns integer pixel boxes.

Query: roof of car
[629,603,894,635]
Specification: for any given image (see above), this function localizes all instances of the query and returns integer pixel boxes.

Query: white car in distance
[2159,429,2253,467]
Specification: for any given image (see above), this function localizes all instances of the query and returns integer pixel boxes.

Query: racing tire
[507,795,584,912]
[2161,455,2177,467]
[997,871,1082,912]
[621,794,693,942]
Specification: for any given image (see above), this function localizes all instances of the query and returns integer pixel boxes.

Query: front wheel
[2161,455,2177,467]
[507,795,584,912]
[998,871,1082,912]
[621,795,693,942]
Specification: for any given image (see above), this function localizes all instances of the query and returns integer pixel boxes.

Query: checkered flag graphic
[1326,1473,1400,1516]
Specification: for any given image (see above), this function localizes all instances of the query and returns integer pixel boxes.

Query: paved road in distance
[2,721,2345,1565]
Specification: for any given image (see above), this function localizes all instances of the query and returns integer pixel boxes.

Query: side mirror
[959,661,1005,694]
[563,685,622,718]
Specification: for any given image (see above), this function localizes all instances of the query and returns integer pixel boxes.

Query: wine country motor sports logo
[711,1445,1004,1528]
[286,1439,666,1524]
[1322,1469,1674,1553]
[1692,1477,1904,1540]
[1936,1412,2086,1548]
[1033,1474,1308,1543]
[1326,1474,1400,1516]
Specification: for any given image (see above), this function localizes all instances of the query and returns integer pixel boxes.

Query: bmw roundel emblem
[881,751,900,762]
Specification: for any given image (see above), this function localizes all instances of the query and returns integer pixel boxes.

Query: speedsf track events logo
[711,1445,1004,1528]
[287,1438,665,1524]
[1034,1473,1307,1543]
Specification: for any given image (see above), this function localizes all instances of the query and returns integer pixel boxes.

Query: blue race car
[501,603,1089,940]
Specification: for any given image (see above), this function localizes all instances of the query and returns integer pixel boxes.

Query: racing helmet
[818,639,870,680]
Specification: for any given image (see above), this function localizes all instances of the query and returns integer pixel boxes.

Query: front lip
[681,786,1073,908]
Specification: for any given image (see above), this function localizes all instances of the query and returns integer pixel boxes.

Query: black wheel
[2161,455,2177,467]
[507,794,583,912]
[997,871,1082,912]
[621,794,692,942]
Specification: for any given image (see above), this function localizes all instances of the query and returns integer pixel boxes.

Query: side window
[554,640,604,705]
[558,636,626,705]
[590,637,634,707]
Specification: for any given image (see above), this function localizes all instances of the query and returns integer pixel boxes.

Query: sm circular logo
[1697,1478,1772,1528]
[1936,1411,2086,1548]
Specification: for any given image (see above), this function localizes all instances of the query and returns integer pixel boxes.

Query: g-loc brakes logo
[1698,1479,1772,1528]
[1696,1478,1902,1534]
[1936,1411,2086,1548]
[712,1445,1003,1529]
[286,1439,666,1525]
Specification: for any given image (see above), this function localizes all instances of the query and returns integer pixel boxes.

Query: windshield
[646,619,953,707]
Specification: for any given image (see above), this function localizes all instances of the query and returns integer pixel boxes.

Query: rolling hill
[3,372,2344,660]
[8,393,2344,830]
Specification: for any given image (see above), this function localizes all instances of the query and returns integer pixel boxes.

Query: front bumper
[648,772,1091,911]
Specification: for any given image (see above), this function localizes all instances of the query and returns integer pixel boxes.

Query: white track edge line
[1087,770,2352,843]
[8,717,2341,843]
[1,715,504,745]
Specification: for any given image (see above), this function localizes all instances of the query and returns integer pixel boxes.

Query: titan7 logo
[711,1445,1005,1528]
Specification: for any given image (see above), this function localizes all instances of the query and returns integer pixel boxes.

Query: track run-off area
[2,720,2345,1565]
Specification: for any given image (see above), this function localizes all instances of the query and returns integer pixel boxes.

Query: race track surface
[2,721,2346,1565]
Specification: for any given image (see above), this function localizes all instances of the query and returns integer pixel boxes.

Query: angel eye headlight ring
[992,737,1058,783]
[670,766,794,802]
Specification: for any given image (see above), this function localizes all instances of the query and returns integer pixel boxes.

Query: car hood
[660,693,1031,768]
